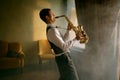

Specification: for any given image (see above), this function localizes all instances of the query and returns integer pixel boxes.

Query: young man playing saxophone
[39,8,83,80]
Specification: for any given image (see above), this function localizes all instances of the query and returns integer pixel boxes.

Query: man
[39,8,81,80]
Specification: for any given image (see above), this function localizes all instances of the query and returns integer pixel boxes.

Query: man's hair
[39,8,51,23]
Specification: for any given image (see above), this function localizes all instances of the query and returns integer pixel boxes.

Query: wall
[0,0,67,65]
[73,0,120,80]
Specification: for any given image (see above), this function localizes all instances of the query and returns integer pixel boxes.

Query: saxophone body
[55,15,89,44]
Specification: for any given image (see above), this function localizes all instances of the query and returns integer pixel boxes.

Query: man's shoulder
[46,26,57,33]
[47,26,52,31]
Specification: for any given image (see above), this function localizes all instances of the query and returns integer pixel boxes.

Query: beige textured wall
[0,0,67,65]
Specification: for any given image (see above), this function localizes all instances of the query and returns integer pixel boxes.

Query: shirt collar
[47,23,56,28]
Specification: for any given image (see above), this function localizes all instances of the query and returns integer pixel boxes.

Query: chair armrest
[17,51,25,58]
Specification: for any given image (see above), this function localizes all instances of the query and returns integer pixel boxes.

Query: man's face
[47,10,55,23]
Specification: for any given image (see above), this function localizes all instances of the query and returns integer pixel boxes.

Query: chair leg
[38,56,42,64]
[20,67,23,73]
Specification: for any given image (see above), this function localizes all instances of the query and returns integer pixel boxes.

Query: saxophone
[55,15,89,44]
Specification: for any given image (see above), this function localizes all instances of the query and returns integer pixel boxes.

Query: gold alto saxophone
[55,15,89,44]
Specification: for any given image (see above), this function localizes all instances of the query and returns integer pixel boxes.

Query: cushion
[0,57,21,69]
[7,51,19,57]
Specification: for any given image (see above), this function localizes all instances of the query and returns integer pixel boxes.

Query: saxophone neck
[55,15,72,24]
[64,15,73,24]
[55,15,65,18]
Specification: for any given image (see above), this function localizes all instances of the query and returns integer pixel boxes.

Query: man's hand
[67,23,72,30]
[75,32,85,40]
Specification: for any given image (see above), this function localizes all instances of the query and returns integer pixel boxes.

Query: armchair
[38,39,55,63]
[0,40,24,71]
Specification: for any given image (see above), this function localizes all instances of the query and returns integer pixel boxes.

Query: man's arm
[47,28,80,53]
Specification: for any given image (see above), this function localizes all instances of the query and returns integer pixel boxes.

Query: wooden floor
[0,60,59,80]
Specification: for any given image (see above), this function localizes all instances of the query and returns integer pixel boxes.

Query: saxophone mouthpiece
[55,15,65,18]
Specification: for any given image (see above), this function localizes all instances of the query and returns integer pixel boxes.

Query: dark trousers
[55,53,79,80]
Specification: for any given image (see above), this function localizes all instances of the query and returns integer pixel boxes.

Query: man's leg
[55,54,79,80]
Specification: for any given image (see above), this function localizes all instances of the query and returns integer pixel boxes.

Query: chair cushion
[7,51,19,57]
[0,40,8,57]
[0,57,21,69]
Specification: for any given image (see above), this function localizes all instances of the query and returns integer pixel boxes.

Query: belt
[55,52,69,57]
[55,52,64,57]
[55,52,71,61]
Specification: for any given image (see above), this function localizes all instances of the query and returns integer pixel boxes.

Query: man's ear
[45,16,49,20]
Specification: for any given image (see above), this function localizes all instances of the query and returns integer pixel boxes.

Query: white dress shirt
[47,23,80,53]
